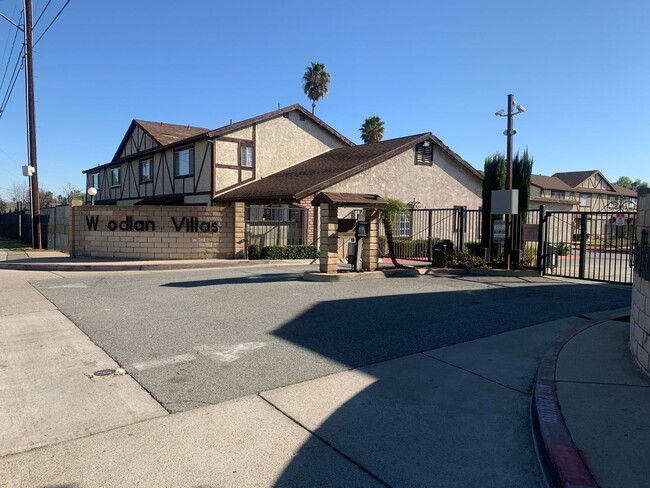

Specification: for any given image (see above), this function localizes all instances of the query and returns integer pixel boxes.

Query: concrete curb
[531,309,629,488]
[0,259,314,272]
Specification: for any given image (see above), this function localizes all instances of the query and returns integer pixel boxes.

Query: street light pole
[495,94,525,270]
[505,94,515,269]
[24,0,41,249]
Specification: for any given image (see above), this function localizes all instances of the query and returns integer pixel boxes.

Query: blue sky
[0,0,648,200]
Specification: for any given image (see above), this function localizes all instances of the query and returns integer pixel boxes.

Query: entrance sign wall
[71,204,244,260]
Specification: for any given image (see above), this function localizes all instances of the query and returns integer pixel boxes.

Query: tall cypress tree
[513,148,534,222]
[481,153,506,248]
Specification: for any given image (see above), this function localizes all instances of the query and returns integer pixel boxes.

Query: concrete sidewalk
[1,248,645,487]
[534,314,650,488]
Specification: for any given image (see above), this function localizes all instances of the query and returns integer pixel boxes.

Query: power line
[0,46,24,119]
[33,0,53,27]
[0,10,23,96]
[33,0,70,46]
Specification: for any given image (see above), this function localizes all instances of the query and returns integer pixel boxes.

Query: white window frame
[240,145,254,168]
[110,167,120,187]
[174,147,194,177]
[140,158,153,183]
[551,191,565,200]
[91,172,99,189]
[579,193,591,207]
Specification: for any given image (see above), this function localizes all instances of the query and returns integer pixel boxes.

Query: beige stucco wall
[255,111,347,179]
[120,125,158,159]
[631,190,650,377]
[71,205,242,260]
[325,146,482,209]
[216,140,239,166]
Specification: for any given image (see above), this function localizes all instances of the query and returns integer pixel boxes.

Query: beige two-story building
[531,170,637,212]
[83,105,353,206]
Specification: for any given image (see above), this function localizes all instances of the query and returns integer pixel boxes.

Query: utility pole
[24,0,41,248]
[504,94,514,270]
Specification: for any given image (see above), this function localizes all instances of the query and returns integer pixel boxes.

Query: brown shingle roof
[89,105,353,172]
[552,170,599,188]
[135,120,209,146]
[214,134,430,201]
[611,183,638,197]
[215,133,482,202]
[531,174,574,191]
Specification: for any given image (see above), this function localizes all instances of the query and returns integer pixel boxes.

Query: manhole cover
[94,369,116,377]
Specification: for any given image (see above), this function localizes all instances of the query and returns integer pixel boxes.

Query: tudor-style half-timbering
[531,170,637,212]
[83,105,352,206]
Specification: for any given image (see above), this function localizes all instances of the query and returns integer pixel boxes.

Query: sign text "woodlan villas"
[85,216,219,233]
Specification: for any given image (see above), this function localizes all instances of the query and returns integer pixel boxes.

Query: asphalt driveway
[33,265,631,412]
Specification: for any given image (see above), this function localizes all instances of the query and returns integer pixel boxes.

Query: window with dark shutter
[415,141,433,165]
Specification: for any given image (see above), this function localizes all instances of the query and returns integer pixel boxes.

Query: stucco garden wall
[71,204,244,260]
[631,189,650,377]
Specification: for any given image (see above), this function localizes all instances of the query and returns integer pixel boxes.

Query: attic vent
[415,141,433,165]
[299,114,306,121]
[283,113,290,118]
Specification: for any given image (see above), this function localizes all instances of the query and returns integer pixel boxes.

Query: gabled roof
[112,120,209,162]
[311,192,387,208]
[214,134,429,201]
[611,183,638,197]
[531,174,574,191]
[532,172,637,198]
[215,133,481,202]
[86,105,353,173]
[552,170,600,188]
[207,104,353,147]
[135,120,209,147]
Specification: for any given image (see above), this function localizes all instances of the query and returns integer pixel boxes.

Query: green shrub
[556,242,571,256]
[520,246,537,267]
[248,244,260,260]
[445,251,488,269]
[465,241,485,257]
[260,245,318,260]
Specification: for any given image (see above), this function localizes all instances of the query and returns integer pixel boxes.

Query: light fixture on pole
[87,187,98,206]
[494,94,525,270]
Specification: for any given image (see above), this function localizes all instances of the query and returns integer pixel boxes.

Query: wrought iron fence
[378,208,483,261]
[244,205,309,250]
[544,211,636,284]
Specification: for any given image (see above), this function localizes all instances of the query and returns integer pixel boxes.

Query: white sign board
[493,220,506,243]
[615,214,625,226]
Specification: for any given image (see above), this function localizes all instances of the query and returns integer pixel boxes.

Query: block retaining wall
[71,204,244,260]
[631,189,650,377]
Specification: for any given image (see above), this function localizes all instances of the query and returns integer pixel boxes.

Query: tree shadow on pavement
[160,273,303,288]
[268,282,631,487]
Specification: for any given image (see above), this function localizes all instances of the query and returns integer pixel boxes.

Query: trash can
[432,240,454,268]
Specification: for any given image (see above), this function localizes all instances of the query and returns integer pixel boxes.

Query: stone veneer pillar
[232,202,245,258]
[319,203,338,274]
[362,210,380,271]
[631,189,650,377]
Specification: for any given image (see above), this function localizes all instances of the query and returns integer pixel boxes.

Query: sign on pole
[493,220,506,243]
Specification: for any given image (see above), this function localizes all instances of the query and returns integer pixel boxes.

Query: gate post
[427,210,433,263]
[458,208,465,253]
[579,212,588,279]
[537,205,546,272]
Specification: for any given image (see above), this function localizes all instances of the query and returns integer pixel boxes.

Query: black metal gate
[379,208,482,262]
[542,210,636,284]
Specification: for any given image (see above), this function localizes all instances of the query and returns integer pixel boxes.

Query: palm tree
[380,197,408,268]
[302,62,331,114]
[359,116,385,143]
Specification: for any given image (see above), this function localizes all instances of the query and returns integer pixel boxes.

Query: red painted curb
[532,320,604,488]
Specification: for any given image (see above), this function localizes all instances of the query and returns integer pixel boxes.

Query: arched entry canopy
[312,192,387,274]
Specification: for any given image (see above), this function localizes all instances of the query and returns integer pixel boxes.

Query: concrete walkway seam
[532,316,620,488]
